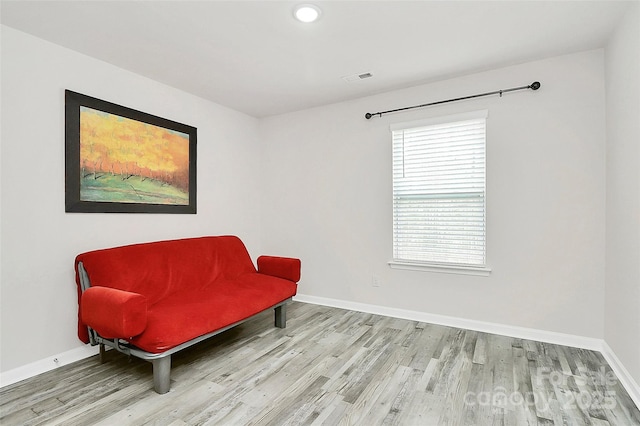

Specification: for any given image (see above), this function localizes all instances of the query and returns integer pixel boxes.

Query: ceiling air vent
[342,72,374,83]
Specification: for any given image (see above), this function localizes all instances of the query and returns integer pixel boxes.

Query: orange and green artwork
[79,106,190,205]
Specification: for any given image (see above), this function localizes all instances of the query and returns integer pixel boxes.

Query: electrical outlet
[372,274,381,288]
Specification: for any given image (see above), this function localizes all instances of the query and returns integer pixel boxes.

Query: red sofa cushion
[257,256,301,283]
[128,273,297,353]
[76,235,256,302]
[81,286,147,339]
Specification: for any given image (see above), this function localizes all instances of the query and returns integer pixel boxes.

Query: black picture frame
[65,90,197,214]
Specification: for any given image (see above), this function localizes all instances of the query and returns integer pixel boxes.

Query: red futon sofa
[75,235,300,394]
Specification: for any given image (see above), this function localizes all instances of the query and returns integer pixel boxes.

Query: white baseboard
[0,345,99,389]
[601,341,640,409]
[293,294,603,350]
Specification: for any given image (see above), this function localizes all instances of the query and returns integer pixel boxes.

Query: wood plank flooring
[1,301,639,425]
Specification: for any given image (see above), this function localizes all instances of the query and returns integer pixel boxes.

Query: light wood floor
[1,302,639,425]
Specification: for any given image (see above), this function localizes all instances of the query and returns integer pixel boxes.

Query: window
[389,110,490,275]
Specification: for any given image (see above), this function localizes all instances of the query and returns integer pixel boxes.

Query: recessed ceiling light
[294,4,321,23]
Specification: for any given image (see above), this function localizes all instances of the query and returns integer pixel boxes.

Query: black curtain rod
[365,81,541,120]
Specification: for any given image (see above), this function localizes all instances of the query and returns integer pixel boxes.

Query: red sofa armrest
[257,256,301,283]
[80,287,148,339]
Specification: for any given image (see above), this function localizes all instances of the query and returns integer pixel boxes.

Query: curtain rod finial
[531,81,541,90]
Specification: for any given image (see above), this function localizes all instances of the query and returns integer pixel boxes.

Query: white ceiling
[1,1,632,118]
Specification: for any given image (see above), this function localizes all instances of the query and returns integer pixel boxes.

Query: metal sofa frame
[77,261,290,394]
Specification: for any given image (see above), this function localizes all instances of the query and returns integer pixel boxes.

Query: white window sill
[388,260,492,277]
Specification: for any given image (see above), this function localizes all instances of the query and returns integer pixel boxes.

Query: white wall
[260,50,607,339]
[605,3,640,387]
[0,26,263,373]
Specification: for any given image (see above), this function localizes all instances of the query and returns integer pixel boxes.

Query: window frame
[388,110,492,276]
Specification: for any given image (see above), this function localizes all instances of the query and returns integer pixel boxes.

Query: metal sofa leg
[152,356,171,394]
[99,343,106,363]
[275,304,286,328]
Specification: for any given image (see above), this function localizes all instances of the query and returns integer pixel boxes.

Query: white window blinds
[391,111,487,268]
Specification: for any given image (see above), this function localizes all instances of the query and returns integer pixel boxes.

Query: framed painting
[65,90,197,213]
